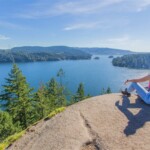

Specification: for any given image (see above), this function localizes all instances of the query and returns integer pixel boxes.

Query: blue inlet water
[0,55,149,96]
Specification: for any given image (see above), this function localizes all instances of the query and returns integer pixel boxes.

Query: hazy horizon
[0,45,147,53]
[0,0,150,52]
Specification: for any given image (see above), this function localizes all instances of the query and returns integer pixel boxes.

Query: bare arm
[125,75,150,84]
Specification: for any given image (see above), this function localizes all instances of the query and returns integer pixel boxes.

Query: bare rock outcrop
[8,93,150,150]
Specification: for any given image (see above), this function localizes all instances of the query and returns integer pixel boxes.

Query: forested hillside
[80,47,134,55]
[0,46,135,63]
[112,53,150,69]
[0,46,91,63]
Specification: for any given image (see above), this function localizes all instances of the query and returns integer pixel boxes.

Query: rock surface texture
[8,93,150,150]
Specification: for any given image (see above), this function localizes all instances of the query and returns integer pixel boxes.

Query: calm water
[0,55,149,96]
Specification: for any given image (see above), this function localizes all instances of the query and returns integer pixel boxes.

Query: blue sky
[0,0,150,52]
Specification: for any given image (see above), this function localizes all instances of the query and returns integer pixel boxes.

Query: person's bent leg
[127,82,150,104]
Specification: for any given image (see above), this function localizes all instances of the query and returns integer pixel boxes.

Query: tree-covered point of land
[0,46,91,63]
[112,53,150,69]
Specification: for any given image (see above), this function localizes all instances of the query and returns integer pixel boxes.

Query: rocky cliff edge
[8,93,150,150]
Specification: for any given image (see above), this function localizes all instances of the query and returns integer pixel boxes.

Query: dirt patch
[81,140,101,150]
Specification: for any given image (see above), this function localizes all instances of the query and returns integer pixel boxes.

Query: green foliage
[44,107,66,121]
[46,78,67,108]
[0,64,34,129]
[57,68,65,86]
[106,87,111,94]
[0,111,18,142]
[0,130,25,150]
[0,107,66,150]
[71,83,85,103]
[46,78,59,97]
[86,94,91,98]
[77,83,85,99]
[112,53,150,69]
[33,80,65,120]
[34,84,51,120]
[100,87,112,95]
[70,83,92,104]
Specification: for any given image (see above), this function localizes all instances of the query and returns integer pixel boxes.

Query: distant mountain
[0,46,91,63]
[11,46,82,53]
[4,46,134,55]
[79,47,134,55]
[0,46,135,63]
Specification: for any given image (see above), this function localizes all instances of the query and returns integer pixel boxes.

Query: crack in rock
[80,112,105,150]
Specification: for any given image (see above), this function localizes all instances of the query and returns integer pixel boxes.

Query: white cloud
[107,35,129,43]
[54,0,123,15]
[0,21,18,29]
[136,0,150,12]
[9,0,150,19]
[120,0,150,12]
[16,0,124,19]
[0,20,29,30]
[64,22,102,31]
[0,34,10,40]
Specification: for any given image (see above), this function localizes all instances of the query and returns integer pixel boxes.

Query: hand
[124,80,129,84]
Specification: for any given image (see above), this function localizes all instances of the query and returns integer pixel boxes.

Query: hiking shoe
[121,88,131,97]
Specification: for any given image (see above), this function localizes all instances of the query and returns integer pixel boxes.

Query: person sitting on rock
[122,74,150,104]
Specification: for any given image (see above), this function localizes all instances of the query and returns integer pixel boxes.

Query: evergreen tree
[34,84,50,119]
[0,64,34,129]
[86,93,91,98]
[47,78,58,97]
[57,68,65,86]
[0,111,18,142]
[100,88,106,95]
[46,78,66,108]
[100,87,112,95]
[76,83,85,101]
[106,87,112,94]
